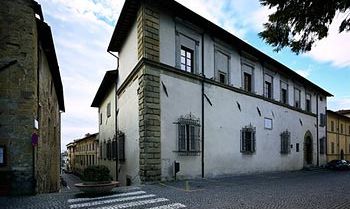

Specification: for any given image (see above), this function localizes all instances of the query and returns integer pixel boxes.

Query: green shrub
[82,165,112,182]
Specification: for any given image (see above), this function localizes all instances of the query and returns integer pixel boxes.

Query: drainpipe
[108,51,119,181]
[316,94,319,166]
[201,33,205,178]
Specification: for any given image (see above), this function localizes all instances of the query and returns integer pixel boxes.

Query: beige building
[66,142,76,173]
[327,110,350,161]
[67,133,99,176]
[0,0,64,195]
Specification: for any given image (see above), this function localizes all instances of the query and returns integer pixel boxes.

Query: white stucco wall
[118,20,138,89]
[117,79,140,185]
[98,85,117,180]
[160,73,319,180]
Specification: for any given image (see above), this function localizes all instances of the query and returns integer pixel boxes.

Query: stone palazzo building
[93,0,332,185]
[0,0,64,195]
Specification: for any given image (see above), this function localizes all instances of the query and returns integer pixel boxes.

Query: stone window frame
[175,114,201,155]
[0,145,6,167]
[240,124,256,154]
[280,79,289,105]
[320,113,326,127]
[241,59,255,93]
[214,44,231,85]
[294,87,301,109]
[305,92,312,112]
[263,72,273,99]
[175,22,201,75]
[280,130,291,154]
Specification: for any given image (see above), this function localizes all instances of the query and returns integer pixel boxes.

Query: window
[280,81,288,104]
[264,74,273,99]
[280,130,291,154]
[107,141,112,160]
[215,49,230,84]
[264,118,273,130]
[241,125,256,154]
[331,121,334,132]
[296,143,299,152]
[0,145,5,166]
[305,93,311,112]
[331,142,335,154]
[320,113,326,127]
[177,114,200,154]
[320,137,326,154]
[243,73,252,92]
[341,124,343,133]
[242,64,254,93]
[118,133,125,161]
[99,113,102,125]
[180,46,193,73]
[107,102,111,118]
[294,88,301,108]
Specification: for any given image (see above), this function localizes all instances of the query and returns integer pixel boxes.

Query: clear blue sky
[36,0,350,151]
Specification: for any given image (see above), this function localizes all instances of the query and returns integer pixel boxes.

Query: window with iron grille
[176,114,200,155]
[241,125,256,154]
[320,137,326,154]
[280,130,291,154]
[118,133,125,161]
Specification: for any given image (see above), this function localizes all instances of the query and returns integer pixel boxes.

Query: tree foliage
[259,0,350,54]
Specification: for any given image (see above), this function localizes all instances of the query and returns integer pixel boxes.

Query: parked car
[325,160,350,170]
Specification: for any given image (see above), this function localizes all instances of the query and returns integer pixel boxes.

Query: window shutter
[287,134,291,153]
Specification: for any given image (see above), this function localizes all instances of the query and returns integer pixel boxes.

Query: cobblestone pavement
[1,169,350,209]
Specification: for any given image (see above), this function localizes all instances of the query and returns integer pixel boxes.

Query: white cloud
[307,13,350,68]
[295,69,312,78]
[328,97,350,111]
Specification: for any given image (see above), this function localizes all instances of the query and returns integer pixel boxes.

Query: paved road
[1,169,350,209]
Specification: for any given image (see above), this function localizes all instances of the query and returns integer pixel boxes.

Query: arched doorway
[304,131,313,165]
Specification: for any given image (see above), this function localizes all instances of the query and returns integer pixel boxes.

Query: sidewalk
[60,173,82,193]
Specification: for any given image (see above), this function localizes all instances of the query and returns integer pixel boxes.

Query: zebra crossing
[67,190,186,209]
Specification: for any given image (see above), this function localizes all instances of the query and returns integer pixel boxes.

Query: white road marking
[69,194,156,208]
[146,203,186,209]
[89,198,169,209]
[68,191,146,203]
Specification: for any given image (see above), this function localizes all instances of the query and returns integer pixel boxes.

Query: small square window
[219,72,226,84]
[296,143,300,152]
[243,72,252,92]
[264,118,273,130]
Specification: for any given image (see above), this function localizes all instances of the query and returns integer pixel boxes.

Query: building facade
[94,0,332,185]
[67,133,99,176]
[0,0,64,195]
[66,142,76,173]
[327,110,350,161]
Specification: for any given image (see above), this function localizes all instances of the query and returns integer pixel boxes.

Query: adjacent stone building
[327,110,350,161]
[94,0,332,185]
[0,0,64,195]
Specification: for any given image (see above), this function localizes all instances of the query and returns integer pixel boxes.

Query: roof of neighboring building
[91,70,118,107]
[66,142,76,148]
[337,109,350,115]
[36,18,65,111]
[107,0,332,97]
[327,110,350,121]
[74,133,99,144]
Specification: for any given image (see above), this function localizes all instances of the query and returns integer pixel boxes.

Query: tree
[258,0,350,54]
